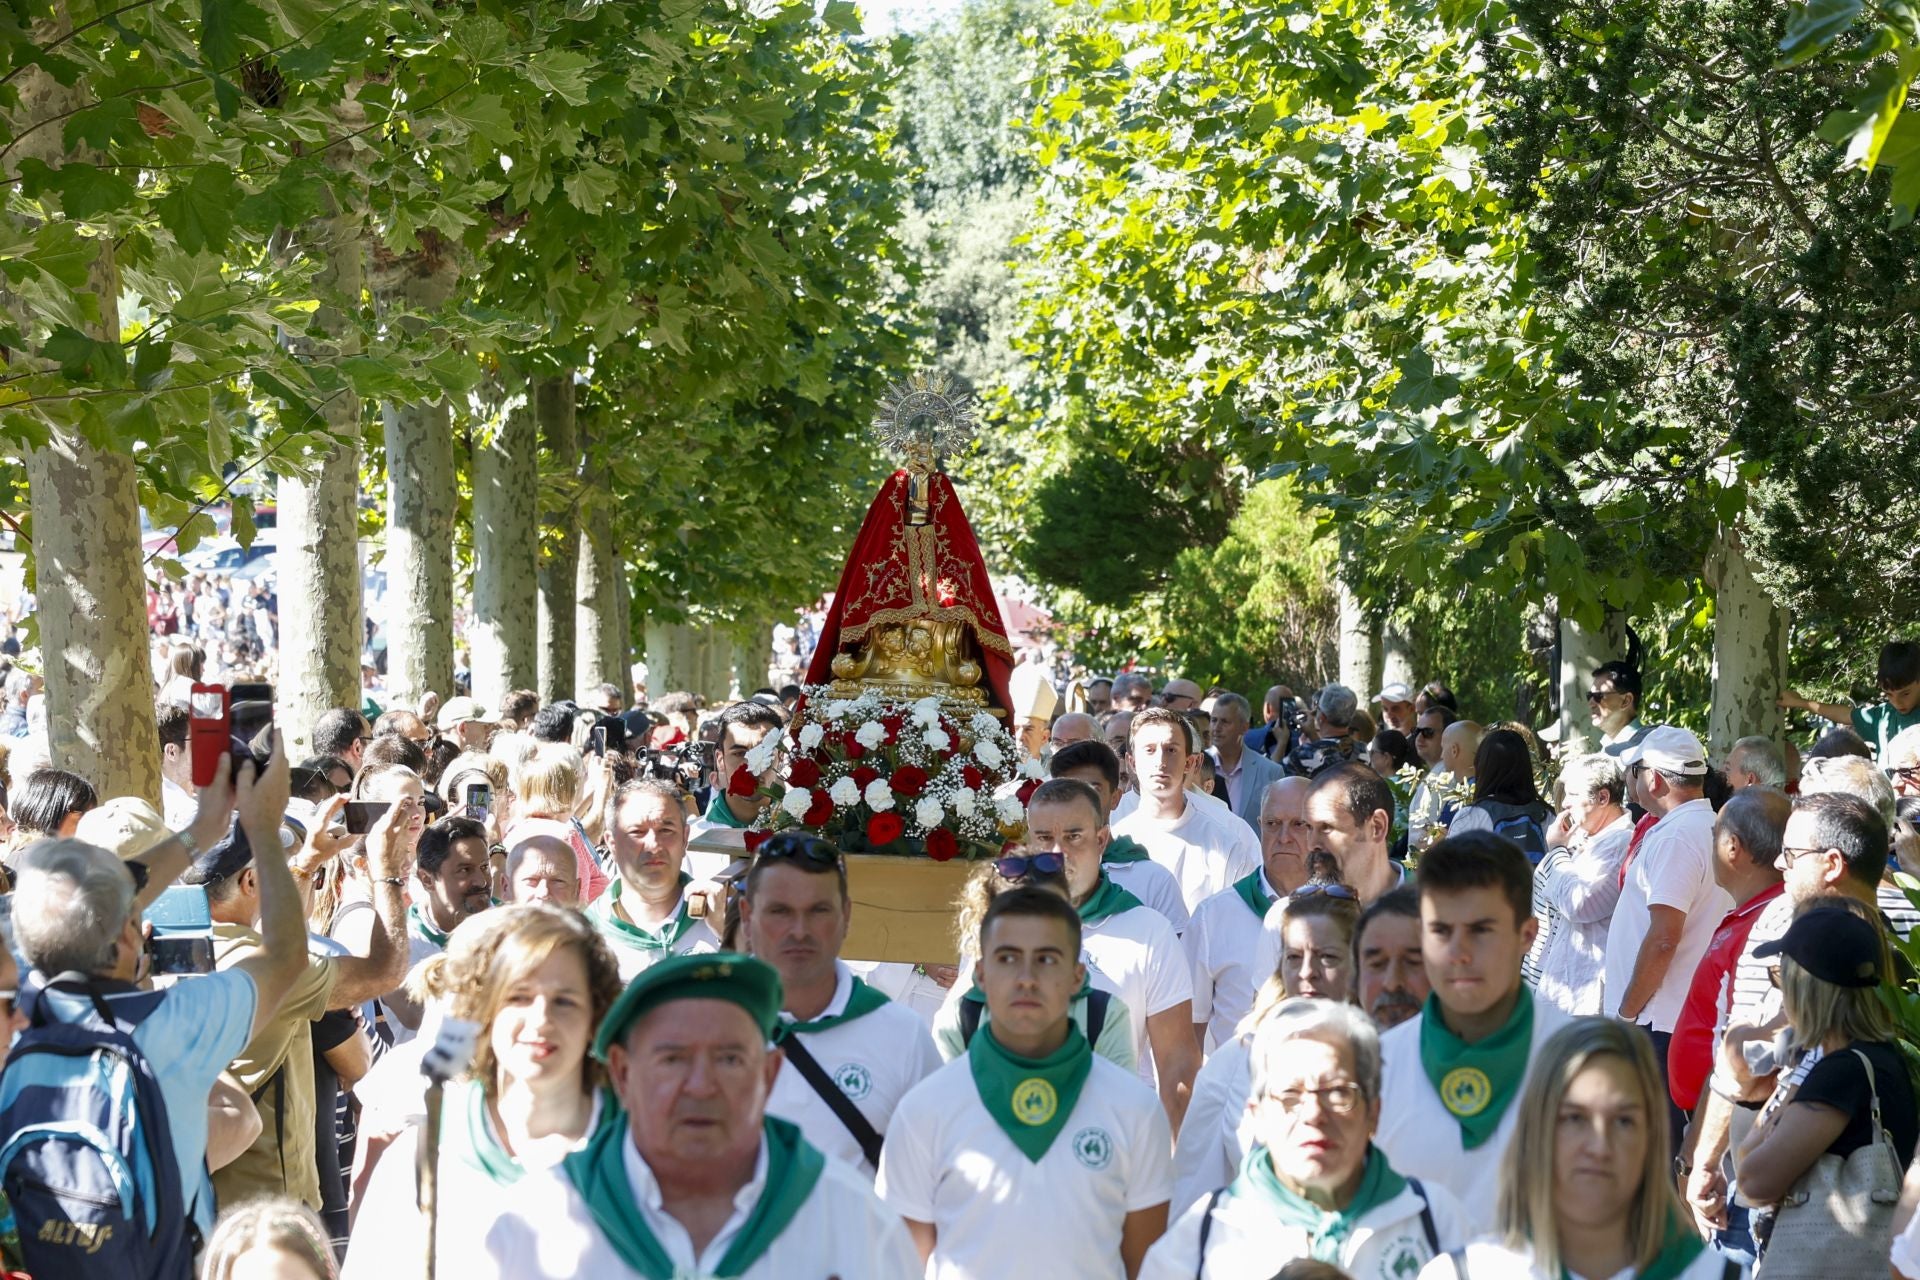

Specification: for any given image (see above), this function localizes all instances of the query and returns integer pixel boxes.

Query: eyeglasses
[1413,727,1437,740]
[1291,882,1358,901]
[754,833,844,870]
[1889,765,1920,783]
[1268,1083,1365,1115]
[1585,688,1616,703]
[995,852,1065,880]
[1778,845,1831,866]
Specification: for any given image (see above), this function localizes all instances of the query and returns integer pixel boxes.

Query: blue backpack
[1477,800,1552,864]
[0,973,196,1280]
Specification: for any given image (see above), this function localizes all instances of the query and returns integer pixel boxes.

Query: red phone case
[188,682,231,788]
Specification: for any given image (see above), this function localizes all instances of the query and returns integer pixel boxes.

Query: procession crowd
[0,637,1916,1280]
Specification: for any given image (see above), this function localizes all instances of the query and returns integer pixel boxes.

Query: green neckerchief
[1231,869,1275,919]
[1602,1213,1706,1280]
[596,874,698,952]
[562,1115,823,1280]
[1102,834,1151,865]
[1077,871,1144,926]
[1234,1143,1407,1264]
[443,1079,619,1188]
[966,1022,1094,1163]
[703,788,749,829]
[408,903,450,949]
[776,975,890,1041]
[1417,987,1534,1149]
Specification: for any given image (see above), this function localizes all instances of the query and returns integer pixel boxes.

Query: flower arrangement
[736,687,1040,861]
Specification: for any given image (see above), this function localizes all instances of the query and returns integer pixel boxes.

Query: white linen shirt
[474,1129,921,1280]
[766,961,942,1178]
[1114,796,1262,913]
[877,1052,1173,1280]
[1373,994,1577,1236]
[1105,853,1192,933]
[1523,812,1634,1015]
[1185,874,1275,1050]
[1600,798,1730,1031]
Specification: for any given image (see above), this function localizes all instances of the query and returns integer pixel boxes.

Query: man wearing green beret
[474,952,921,1279]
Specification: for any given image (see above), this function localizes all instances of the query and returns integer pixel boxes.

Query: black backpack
[959,989,1111,1051]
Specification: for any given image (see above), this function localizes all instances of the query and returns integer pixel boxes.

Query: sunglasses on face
[995,852,1065,880]
[754,833,844,870]
[1413,727,1437,740]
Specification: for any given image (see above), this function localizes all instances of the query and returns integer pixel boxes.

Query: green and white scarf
[703,789,749,830]
[1417,987,1534,1149]
[595,875,700,952]
[1616,1213,1707,1280]
[774,977,889,1041]
[1231,869,1275,919]
[966,1022,1093,1162]
[561,1116,823,1280]
[442,1079,618,1188]
[1233,1143,1407,1264]
[408,904,450,950]
[1076,872,1144,926]
[1102,834,1151,865]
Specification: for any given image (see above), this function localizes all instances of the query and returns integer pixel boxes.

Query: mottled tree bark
[1708,529,1787,754]
[575,520,622,702]
[1558,609,1628,752]
[535,377,577,703]
[470,392,539,712]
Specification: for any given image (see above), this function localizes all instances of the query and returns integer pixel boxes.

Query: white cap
[76,796,170,861]
[1372,681,1414,704]
[1008,663,1059,723]
[1623,725,1707,776]
[435,695,497,732]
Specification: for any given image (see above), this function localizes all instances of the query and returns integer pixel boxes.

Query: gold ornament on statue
[870,373,978,526]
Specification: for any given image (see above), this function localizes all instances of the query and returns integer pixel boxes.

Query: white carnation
[915,796,944,829]
[974,739,1005,769]
[865,778,895,812]
[781,787,813,820]
[923,727,952,751]
[830,776,861,807]
[995,795,1024,825]
[827,700,856,721]
[855,720,889,750]
[744,738,779,776]
[1019,757,1045,779]
[970,712,1000,737]
[911,696,944,726]
[797,722,825,751]
[952,788,977,817]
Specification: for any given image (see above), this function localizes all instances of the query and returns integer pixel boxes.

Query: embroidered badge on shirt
[1440,1066,1491,1117]
[834,1063,873,1100]
[1071,1127,1114,1170]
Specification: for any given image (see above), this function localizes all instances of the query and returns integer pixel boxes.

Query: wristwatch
[174,828,200,860]
[1674,1155,1692,1180]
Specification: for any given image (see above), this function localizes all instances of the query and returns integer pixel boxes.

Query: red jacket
[1668,880,1786,1110]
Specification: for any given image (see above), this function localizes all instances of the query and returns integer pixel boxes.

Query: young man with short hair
[409,815,494,954]
[743,833,941,1179]
[587,779,720,980]
[1781,638,1920,759]
[1052,738,1188,931]
[880,888,1172,1279]
[1371,831,1575,1234]
[1112,707,1259,913]
[689,699,785,840]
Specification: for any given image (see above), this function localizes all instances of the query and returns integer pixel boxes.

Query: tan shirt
[210,921,340,1210]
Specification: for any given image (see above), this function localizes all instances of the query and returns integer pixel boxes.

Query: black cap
[1753,905,1883,989]
[181,818,254,886]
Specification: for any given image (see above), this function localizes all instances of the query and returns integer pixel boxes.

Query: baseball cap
[1753,906,1883,988]
[75,797,171,861]
[435,696,496,733]
[1622,725,1707,776]
[181,818,255,886]
[1372,682,1414,705]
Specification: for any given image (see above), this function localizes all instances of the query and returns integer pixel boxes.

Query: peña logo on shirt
[833,1062,873,1100]
[1071,1127,1114,1170]
[1381,1238,1422,1278]
[1012,1078,1058,1126]
[1439,1066,1492,1117]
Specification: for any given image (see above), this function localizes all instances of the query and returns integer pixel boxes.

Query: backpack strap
[1447,1247,1470,1280]
[1194,1187,1225,1280]
[958,997,984,1047]
[777,1030,884,1168]
[1086,989,1111,1050]
[1408,1177,1440,1254]
[248,1061,289,1191]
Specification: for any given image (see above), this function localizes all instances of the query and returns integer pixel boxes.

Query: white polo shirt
[1373,993,1577,1235]
[1083,900,1196,1086]
[1171,1033,1254,1213]
[584,880,721,982]
[1105,853,1192,933]
[474,1128,920,1280]
[1600,798,1729,1031]
[766,963,943,1179]
[1114,796,1262,913]
[878,1052,1173,1280]
[1185,874,1274,1050]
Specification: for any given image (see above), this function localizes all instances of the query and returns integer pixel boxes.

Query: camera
[143,883,215,976]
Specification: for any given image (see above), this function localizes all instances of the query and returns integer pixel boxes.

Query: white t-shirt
[1185,875,1274,1050]
[1114,797,1261,913]
[1105,854,1191,933]
[1083,901,1195,1087]
[474,1129,920,1279]
[877,1052,1173,1280]
[1145,1163,1470,1280]
[1419,1238,1744,1280]
[1114,785,1234,825]
[1373,993,1577,1236]
[1170,1034,1254,1213]
[766,962,943,1179]
[1600,798,1730,1031]
[585,881,721,982]
[848,960,952,1025]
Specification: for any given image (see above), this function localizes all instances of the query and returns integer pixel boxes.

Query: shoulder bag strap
[1086,988,1110,1049]
[1194,1187,1225,1280]
[958,997,983,1047]
[779,1030,884,1169]
[1447,1247,1470,1280]
[1407,1177,1440,1254]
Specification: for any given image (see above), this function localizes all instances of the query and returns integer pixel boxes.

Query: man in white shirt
[879,887,1172,1279]
[1257,763,1405,976]
[1206,692,1285,832]
[742,832,941,1179]
[1600,724,1728,1140]
[1373,831,1575,1234]
[1028,778,1200,1130]
[477,953,920,1279]
[586,778,720,980]
[1589,660,1650,758]
[1188,776,1311,1050]
[156,703,199,828]
[1052,739,1188,932]
[1113,707,1260,913]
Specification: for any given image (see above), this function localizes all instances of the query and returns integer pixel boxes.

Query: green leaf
[821,0,861,33]
[23,224,98,289]
[440,93,516,144]
[200,0,273,69]
[41,325,128,383]
[46,164,137,220]
[562,164,619,212]
[61,100,140,153]
[234,172,330,235]
[1779,0,1866,61]
[451,16,510,65]
[156,166,239,255]
[526,49,595,106]
[132,338,174,390]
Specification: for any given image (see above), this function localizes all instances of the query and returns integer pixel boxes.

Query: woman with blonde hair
[341,903,625,1277]
[201,1198,338,1279]
[503,741,608,902]
[1419,1017,1739,1279]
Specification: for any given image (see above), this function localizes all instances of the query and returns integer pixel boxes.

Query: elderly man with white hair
[1526,752,1634,1016]
[1724,735,1789,791]
[1887,723,1920,798]
[1142,999,1467,1280]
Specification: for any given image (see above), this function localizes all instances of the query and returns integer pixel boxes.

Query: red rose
[787,757,821,789]
[1016,778,1040,805]
[867,812,905,846]
[962,765,985,790]
[852,764,880,790]
[744,829,771,852]
[842,732,866,761]
[803,789,835,826]
[727,765,758,798]
[890,765,930,796]
[925,826,959,862]
[881,714,904,740]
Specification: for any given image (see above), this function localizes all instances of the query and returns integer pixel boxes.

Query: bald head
[1050,712,1098,750]
[1159,678,1204,710]
[506,834,580,907]
[1441,720,1483,779]
[1258,776,1314,894]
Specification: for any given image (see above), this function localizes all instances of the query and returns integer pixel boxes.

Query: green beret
[593,951,784,1061]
